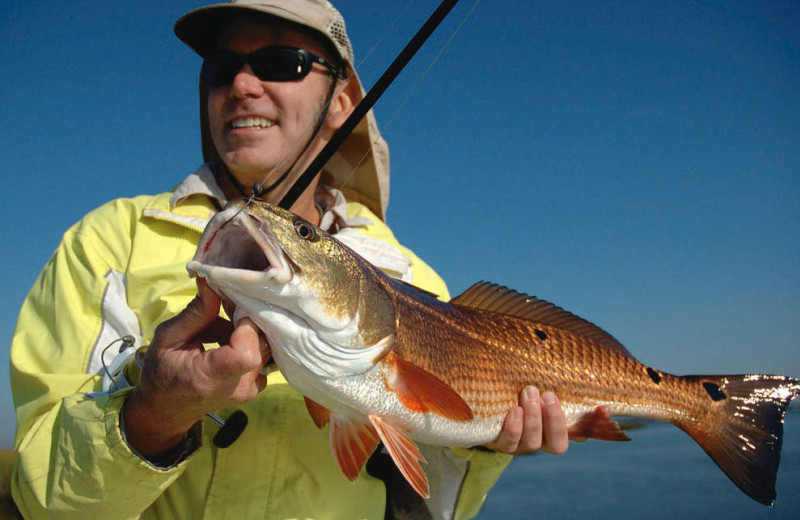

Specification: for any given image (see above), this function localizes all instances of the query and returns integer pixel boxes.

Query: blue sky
[1,0,798,450]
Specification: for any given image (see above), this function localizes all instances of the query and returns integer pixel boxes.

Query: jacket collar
[170,163,227,210]
[144,163,414,282]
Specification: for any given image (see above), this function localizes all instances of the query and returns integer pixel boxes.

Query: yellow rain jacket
[10,166,511,519]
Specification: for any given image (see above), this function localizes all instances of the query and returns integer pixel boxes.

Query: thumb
[154,278,222,349]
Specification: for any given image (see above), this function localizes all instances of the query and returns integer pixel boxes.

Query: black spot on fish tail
[646,367,662,384]
[703,382,727,401]
[678,374,800,505]
[534,329,548,340]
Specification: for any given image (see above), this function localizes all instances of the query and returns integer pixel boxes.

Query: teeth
[231,117,275,129]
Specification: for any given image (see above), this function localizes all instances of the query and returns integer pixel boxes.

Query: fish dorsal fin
[394,279,441,300]
[451,281,633,357]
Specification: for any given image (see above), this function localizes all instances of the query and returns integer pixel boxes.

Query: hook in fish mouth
[186,205,294,304]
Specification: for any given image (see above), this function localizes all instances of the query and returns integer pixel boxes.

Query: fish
[186,200,800,506]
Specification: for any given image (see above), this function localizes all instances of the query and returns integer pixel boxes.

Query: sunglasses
[201,45,343,87]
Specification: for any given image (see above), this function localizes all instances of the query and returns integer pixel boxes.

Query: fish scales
[186,200,800,505]
[383,278,672,424]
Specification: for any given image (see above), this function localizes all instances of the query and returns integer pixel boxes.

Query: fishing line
[226,71,353,221]
[353,0,418,78]
[329,0,483,203]
[251,74,339,196]
[238,1,420,213]
[242,1,424,206]
[278,0,464,212]
[226,0,474,222]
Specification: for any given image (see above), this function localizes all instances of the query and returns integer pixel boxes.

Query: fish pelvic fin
[384,352,473,421]
[330,414,381,482]
[568,406,631,442]
[678,374,800,506]
[304,396,330,429]
[369,414,430,498]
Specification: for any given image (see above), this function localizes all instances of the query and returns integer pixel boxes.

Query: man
[11,1,571,518]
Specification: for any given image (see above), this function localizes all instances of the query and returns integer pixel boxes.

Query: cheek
[207,89,227,136]
[274,83,328,126]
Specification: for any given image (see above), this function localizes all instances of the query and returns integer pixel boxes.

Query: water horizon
[480,411,800,519]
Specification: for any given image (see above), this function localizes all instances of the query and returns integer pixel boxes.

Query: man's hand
[483,386,575,455]
[124,278,271,458]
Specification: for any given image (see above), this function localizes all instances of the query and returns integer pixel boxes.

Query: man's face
[207,18,336,186]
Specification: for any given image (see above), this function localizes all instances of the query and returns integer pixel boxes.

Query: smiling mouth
[230,116,276,130]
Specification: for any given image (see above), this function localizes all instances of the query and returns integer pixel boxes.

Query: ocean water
[479,412,800,519]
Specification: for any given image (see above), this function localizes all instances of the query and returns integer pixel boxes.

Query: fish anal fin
[568,406,631,442]
[385,352,473,421]
[304,396,330,429]
[369,414,430,498]
[329,414,381,482]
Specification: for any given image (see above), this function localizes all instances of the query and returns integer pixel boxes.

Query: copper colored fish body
[187,200,800,506]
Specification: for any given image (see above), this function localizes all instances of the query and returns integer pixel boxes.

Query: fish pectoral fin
[329,414,381,482]
[368,414,430,499]
[304,396,330,429]
[384,352,473,421]
[568,406,631,442]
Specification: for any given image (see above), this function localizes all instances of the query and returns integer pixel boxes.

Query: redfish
[186,200,799,505]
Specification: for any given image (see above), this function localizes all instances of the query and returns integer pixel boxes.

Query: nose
[229,64,264,99]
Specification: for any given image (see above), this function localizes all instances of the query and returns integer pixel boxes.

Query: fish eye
[294,220,317,241]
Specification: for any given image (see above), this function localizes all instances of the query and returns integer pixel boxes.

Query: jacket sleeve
[10,201,197,519]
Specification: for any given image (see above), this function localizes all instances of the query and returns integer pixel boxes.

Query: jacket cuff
[117,398,202,470]
[103,389,201,473]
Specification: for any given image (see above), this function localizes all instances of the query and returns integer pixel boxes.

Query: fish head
[186,199,395,378]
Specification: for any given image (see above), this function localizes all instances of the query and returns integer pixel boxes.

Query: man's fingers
[195,316,235,345]
[540,391,569,455]
[487,406,523,454]
[516,386,544,453]
[153,279,222,349]
[206,318,268,377]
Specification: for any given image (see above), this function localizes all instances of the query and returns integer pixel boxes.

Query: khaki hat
[175,0,391,220]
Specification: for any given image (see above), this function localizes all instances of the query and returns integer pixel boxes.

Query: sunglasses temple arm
[278,0,461,211]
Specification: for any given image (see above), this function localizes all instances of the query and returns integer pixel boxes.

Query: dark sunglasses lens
[250,48,309,82]
[201,52,244,87]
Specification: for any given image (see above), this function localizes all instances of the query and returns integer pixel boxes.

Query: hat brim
[175,3,328,57]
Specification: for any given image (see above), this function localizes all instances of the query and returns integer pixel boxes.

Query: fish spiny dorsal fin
[451,281,634,357]
[394,278,441,300]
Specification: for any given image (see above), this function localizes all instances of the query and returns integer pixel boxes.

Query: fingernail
[541,391,557,405]
[524,386,539,404]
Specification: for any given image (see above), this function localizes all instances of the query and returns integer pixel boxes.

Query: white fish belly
[274,351,502,447]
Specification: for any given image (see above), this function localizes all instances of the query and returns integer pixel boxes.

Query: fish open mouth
[186,205,293,309]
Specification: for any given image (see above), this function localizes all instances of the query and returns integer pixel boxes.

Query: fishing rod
[275,0,462,210]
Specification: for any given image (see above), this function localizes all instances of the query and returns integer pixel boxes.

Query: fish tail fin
[677,374,800,506]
